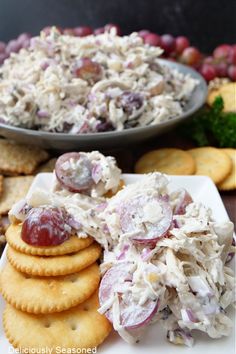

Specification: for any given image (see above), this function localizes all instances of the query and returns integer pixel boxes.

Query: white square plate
[0,174,235,354]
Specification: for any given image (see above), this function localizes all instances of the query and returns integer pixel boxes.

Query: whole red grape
[199,63,217,81]
[73,26,93,37]
[213,44,232,61]
[215,62,228,77]
[160,34,176,54]
[144,33,161,46]
[228,65,236,81]
[175,36,190,54]
[180,47,201,66]
[228,45,236,65]
[6,39,21,55]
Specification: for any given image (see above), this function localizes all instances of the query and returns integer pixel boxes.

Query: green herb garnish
[179,96,236,148]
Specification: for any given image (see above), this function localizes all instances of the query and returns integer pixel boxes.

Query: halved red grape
[174,189,193,215]
[74,57,102,82]
[118,195,172,244]
[73,26,93,37]
[21,207,70,246]
[143,33,161,47]
[175,36,190,54]
[99,262,159,329]
[55,152,93,193]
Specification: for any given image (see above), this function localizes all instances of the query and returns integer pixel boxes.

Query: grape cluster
[139,30,236,82]
[0,24,235,82]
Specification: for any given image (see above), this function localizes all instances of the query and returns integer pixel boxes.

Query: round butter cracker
[218,149,236,190]
[135,148,196,175]
[7,243,101,276]
[3,291,111,352]
[6,224,93,256]
[188,147,232,184]
[0,262,100,314]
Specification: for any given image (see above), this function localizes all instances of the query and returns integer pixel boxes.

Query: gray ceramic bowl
[0,59,207,151]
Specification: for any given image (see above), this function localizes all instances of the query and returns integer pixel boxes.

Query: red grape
[215,62,228,77]
[0,41,6,53]
[199,63,217,81]
[6,40,21,55]
[160,34,176,54]
[104,23,121,35]
[55,152,93,193]
[74,57,102,82]
[17,33,31,44]
[180,47,201,66]
[94,27,105,35]
[228,45,236,65]
[73,26,93,37]
[144,33,161,47]
[175,36,190,54]
[138,29,150,40]
[213,44,232,61]
[21,207,70,246]
[228,65,236,81]
[204,56,214,64]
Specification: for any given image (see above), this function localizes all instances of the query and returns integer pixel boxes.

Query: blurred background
[0,0,235,53]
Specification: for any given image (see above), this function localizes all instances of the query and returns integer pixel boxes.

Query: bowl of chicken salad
[0,28,207,149]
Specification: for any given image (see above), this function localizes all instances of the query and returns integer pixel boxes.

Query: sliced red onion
[91,163,102,184]
[37,110,49,118]
[181,308,198,323]
[117,244,130,260]
[172,219,180,229]
[141,247,153,261]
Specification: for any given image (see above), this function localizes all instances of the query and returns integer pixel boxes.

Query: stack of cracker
[0,223,111,352]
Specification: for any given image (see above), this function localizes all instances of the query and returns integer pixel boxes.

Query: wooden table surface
[111,131,236,227]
